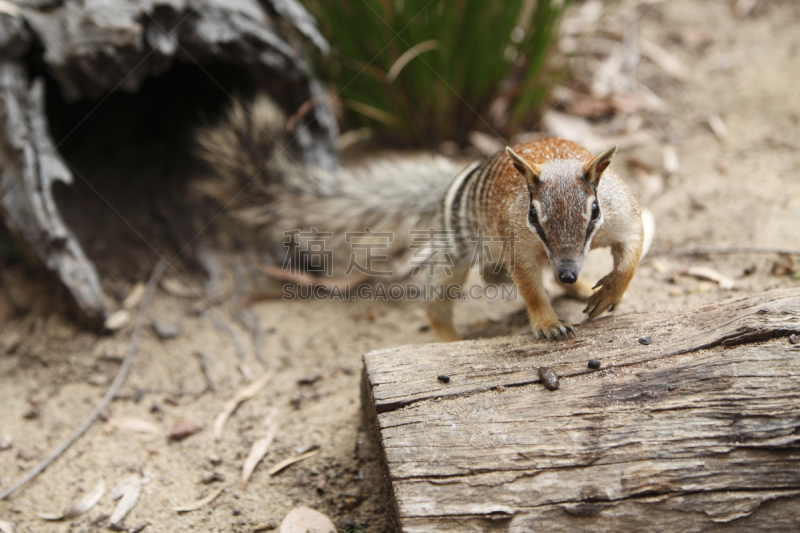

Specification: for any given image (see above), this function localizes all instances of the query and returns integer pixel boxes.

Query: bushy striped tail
[193,95,463,252]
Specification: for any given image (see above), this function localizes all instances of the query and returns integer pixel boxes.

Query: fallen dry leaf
[241,424,277,490]
[160,277,197,298]
[467,131,504,157]
[542,110,606,153]
[662,145,680,175]
[772,255,799,277]
[628,158,664,206]
[0,520,14,533]
[122,282,146,310]
[213,372,274,440]
[108,415,159,434]
[170,419,199,440]
[173,482,230,512]
[109,475,148,526]
[683,266,736,290]
[38,481,105,521]
[279,507,336,533]
[639,38,689,80]
[707,114,730,143]
[268,449,320,476]
[735,0,758,17]
[104,310,131,331]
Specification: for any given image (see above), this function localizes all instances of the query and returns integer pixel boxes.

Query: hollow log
[361,289,800,532]
[0,0,337,326]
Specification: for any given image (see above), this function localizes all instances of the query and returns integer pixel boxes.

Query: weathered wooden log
[0,0,337,325]
[0,62,108,325]
[361,289,800,532]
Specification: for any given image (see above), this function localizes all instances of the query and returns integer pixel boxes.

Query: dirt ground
[2,1,800,532]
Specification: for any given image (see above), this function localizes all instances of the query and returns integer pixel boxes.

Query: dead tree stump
[362,289,800,532]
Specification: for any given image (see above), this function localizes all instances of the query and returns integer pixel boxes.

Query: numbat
[195,96,647,342]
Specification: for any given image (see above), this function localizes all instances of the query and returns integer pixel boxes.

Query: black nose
[558,270,577,284]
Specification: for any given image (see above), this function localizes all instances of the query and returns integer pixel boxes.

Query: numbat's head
[505,145,617,285]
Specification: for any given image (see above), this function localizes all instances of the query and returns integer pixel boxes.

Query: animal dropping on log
[538,367,559,390]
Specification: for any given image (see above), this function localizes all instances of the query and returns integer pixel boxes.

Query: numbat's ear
[506,147,541,187]
[584,145,617,185]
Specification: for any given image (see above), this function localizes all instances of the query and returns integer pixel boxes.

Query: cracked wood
[361,289,800,532]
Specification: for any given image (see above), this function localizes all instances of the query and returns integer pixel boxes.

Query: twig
[212,309,253,380]
[211,313,247,361]
[651,247,800,257]
[234,310,268,368]
[0,259,167,501]
[267,449,321,476]
[193,350,216,393]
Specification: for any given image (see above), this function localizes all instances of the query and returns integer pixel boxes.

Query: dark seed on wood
[638,337,653,345]
[437,375,450,384]
[588,359,601,369]
[538,367,559,390]
[419,324,431,332]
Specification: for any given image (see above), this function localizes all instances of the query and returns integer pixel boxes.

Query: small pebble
[170,419,199,440]
[789,334,800,345]
[0,434,13,451]
[297,372,325,385]
[437,375,450,384]
[152,321,180,339]
[201,471,225,484]
[638,337,653,345]
[17,447,35,461]
[538,367,559,391]
[588,359,601,369]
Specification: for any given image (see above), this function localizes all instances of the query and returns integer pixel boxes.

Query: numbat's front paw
[584,281,623,319]
[531,320,576,340]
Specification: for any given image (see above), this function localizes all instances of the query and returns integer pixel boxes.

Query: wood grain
[362,289,800,532]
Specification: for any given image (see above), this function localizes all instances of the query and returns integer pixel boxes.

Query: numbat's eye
[528,205,538,226]
[591,201,600,221]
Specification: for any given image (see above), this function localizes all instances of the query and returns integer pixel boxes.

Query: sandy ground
[2,1,800,531]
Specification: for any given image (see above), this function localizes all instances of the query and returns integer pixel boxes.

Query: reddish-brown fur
[427,137,644,341]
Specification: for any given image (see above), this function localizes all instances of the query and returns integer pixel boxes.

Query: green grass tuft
[300,0,571,147]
